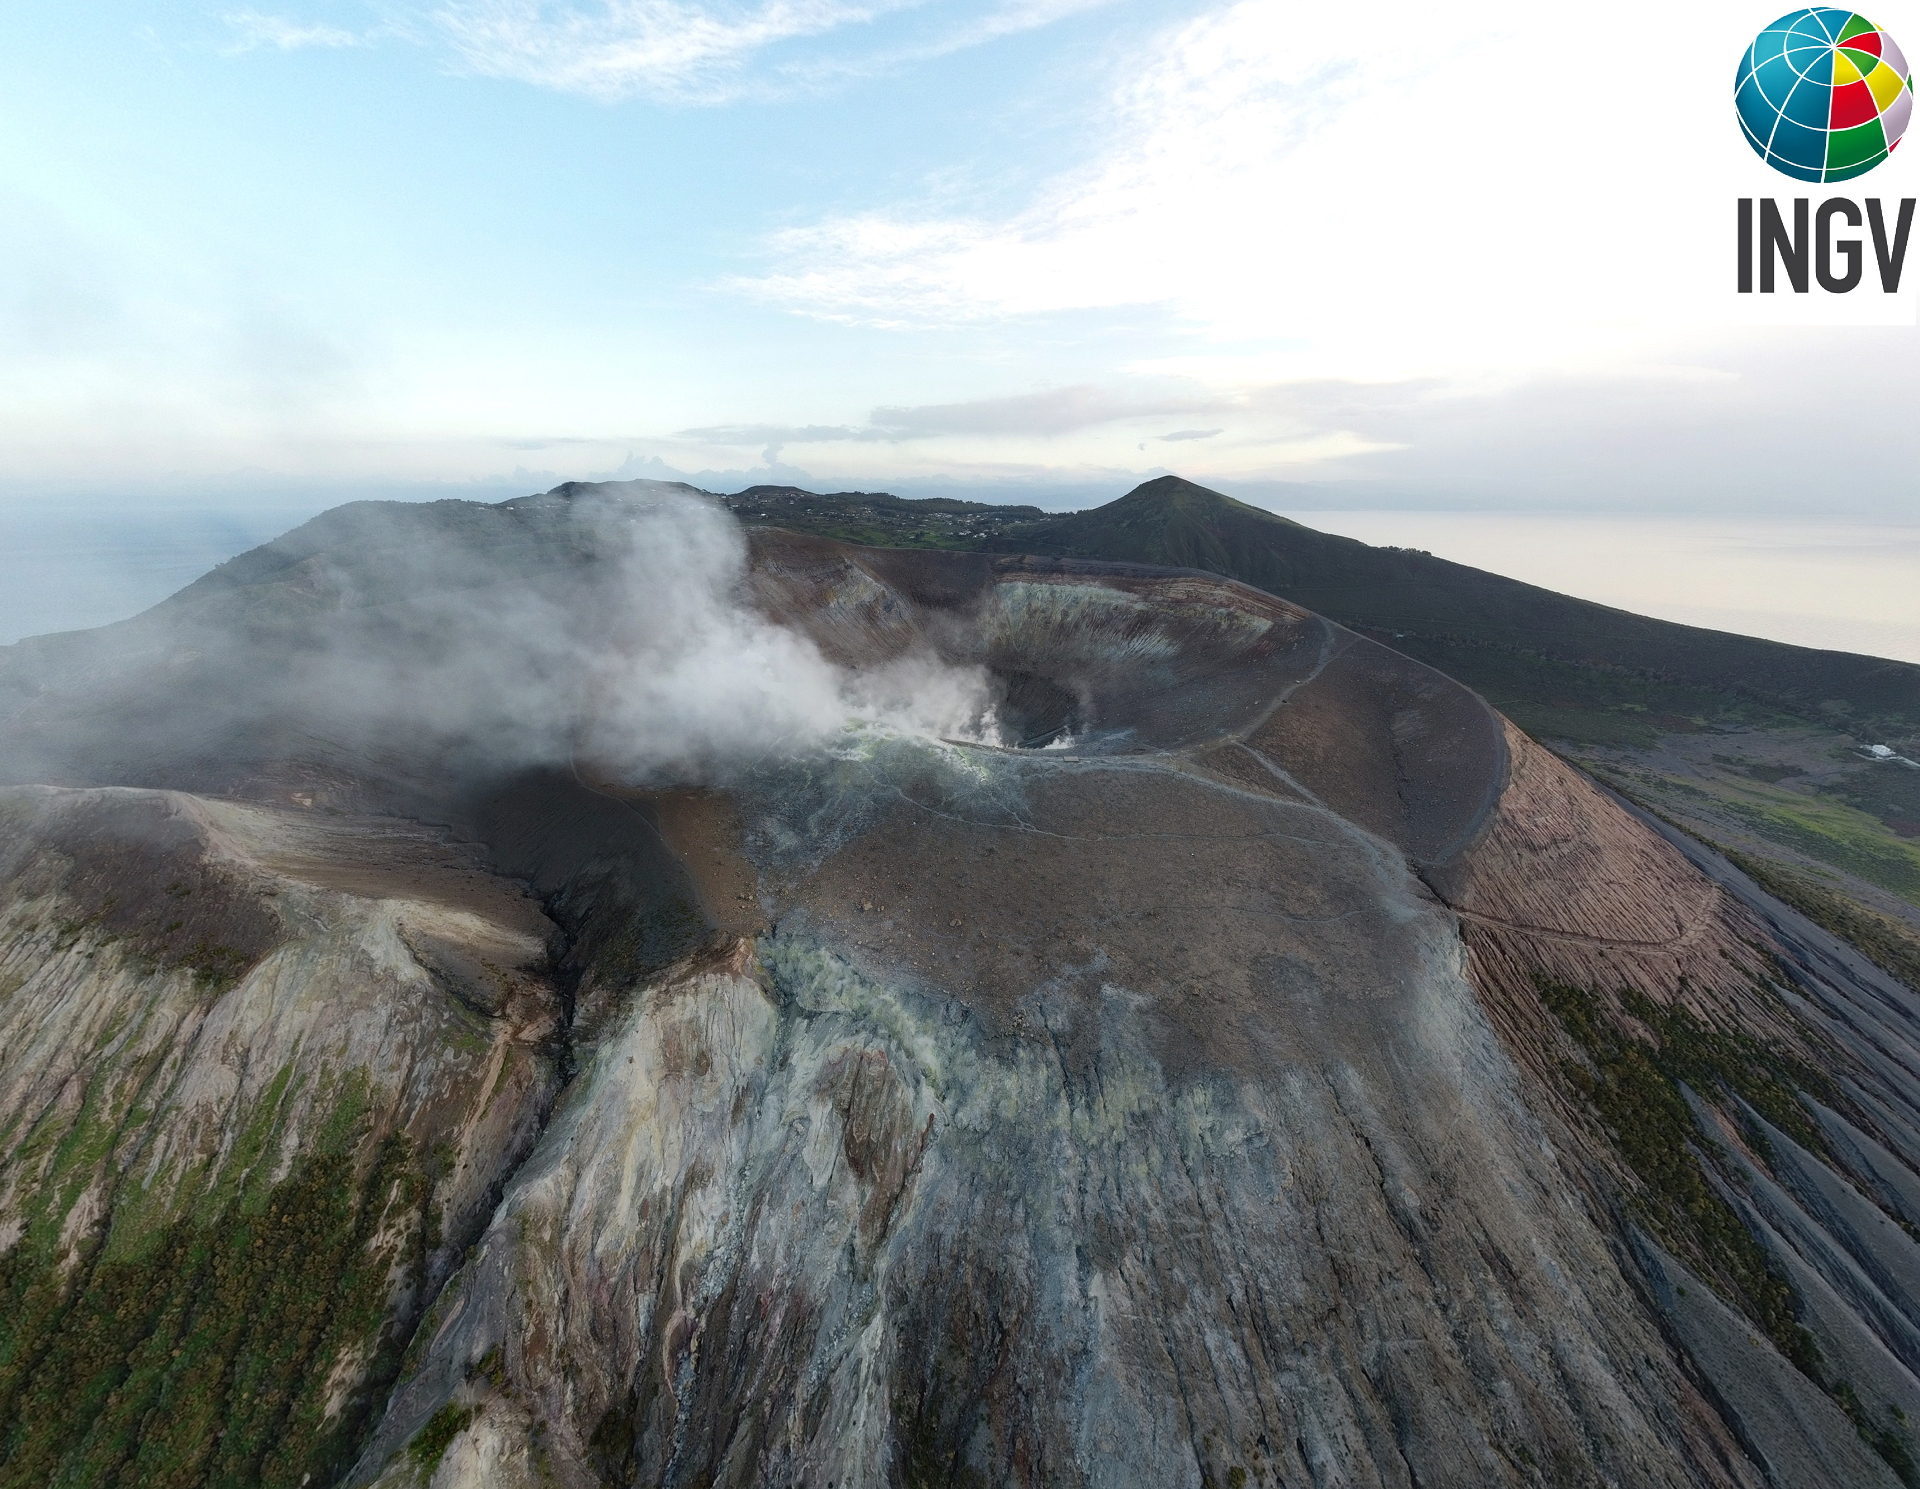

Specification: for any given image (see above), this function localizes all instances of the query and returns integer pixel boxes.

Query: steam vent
[4,479,1920,1489]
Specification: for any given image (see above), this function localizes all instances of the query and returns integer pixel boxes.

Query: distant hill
[720,485,1045,550]
[958,476,1920,747]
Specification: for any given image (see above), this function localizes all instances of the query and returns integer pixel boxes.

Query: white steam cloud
[0,487,1009,795]
[575,492,1004,779]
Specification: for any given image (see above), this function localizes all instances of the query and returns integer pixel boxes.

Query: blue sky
[3,1,1917,514]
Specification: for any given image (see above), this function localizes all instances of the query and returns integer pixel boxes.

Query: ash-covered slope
[1,483,1918,1489]
[977,476,1920,739]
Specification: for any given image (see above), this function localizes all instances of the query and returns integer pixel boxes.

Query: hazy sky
[2,1,1917,512]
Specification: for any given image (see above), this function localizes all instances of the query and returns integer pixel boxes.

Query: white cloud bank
[738,0,1915,369]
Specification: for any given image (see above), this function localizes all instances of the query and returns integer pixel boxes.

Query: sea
[0,503,322,647]
[1288,511,1920,667]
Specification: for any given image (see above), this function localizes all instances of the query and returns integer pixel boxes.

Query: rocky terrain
[2,480,1919,1487]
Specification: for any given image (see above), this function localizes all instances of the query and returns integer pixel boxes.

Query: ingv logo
[1737,197,1913,290]
[1735,10,1915,295]
[1737,9,1909,180]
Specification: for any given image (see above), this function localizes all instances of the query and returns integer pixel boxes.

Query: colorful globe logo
[1736,9,1913,181]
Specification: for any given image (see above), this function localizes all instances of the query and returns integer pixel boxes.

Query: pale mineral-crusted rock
[351,811,1737,1488]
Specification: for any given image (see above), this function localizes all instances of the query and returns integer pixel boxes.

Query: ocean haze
[0,503,308,646]
[1286,511,1920,668]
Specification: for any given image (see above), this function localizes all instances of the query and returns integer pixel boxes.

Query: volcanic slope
[722,473,1920,746]
[734,475,1920,993]
[0,484,1915,1487]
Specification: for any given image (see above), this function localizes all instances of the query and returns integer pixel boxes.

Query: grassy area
[407,1402,474,1478]
[1720,792,1920,906]
[1576,745,1920,915]
[1824,763,1920,840]
[1538,978,1819,1364]
[1539,978,1918,1482]
[1721,848,1920,993]
[724,487,1044,551]
[0,1061,435,1489]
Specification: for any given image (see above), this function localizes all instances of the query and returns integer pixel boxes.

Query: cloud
[733,0,1409,324]
[867,386,1220,438]
[222,11,367,52]
[212,0,1106,103]
[662,354,1920,511]
[428,0,890,102]
[662,380,1450,488]
[765,0,1108,93]
[426,0,1107,104]
[675,421,874,444]
[732,0,1766,376]
[679,385,1227,447]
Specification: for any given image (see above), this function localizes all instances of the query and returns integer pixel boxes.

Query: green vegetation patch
[1722,794,1920,906]
[0,1103,435,1489]
[1540,977,1920,1482]
[1822,763,1920,840]
[1723,848,1920,994]
[1574,748,1920,918]
[1538,979,1819,1367]
[727,488,1044,553]
[406,1401,474,1479]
